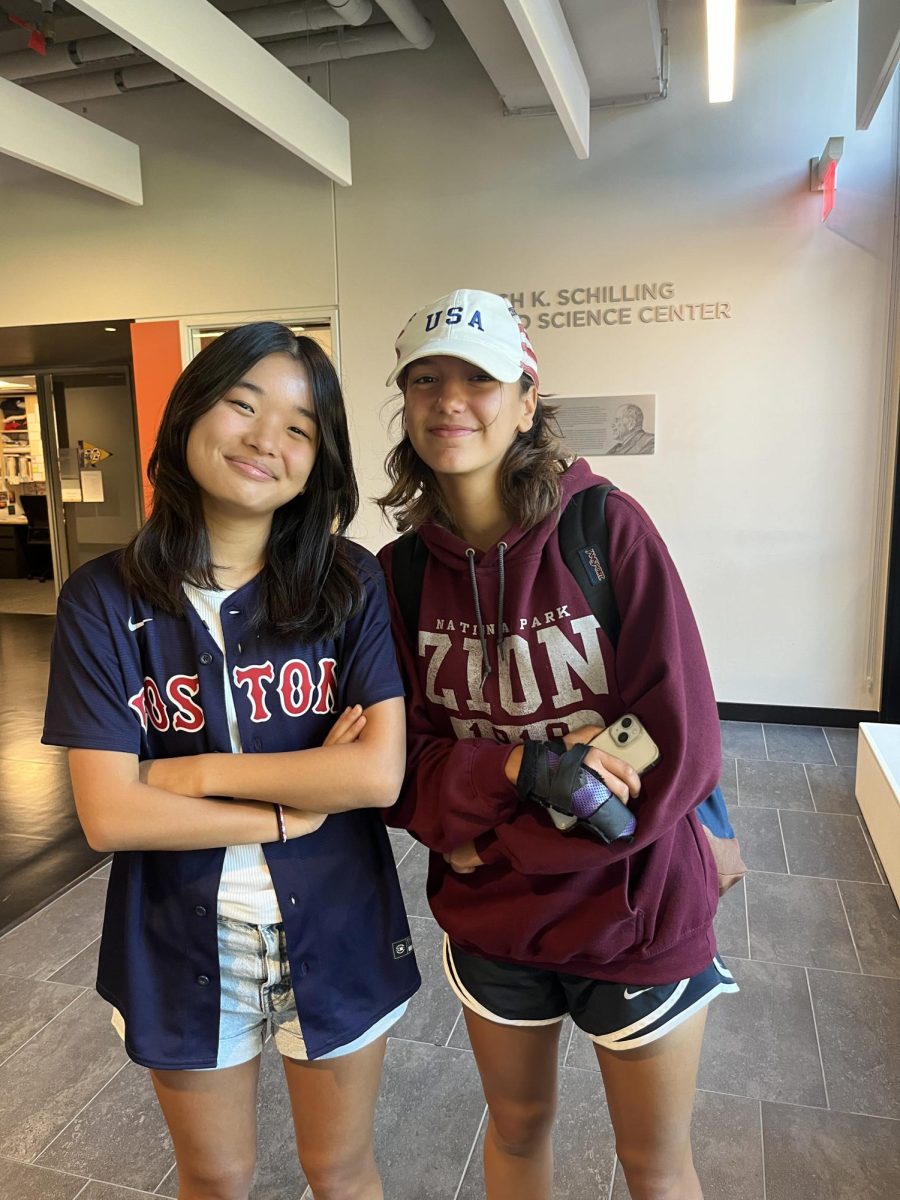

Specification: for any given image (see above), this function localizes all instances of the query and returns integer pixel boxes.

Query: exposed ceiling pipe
[245,0,371,36]
[268,21,408,65]
[323,0,372,24]
[25,23,416,103]
[0,32,133,79]
[0,1,372,81]
[373,0,434,49]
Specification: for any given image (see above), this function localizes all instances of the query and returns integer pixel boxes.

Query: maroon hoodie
[378,459,722,984]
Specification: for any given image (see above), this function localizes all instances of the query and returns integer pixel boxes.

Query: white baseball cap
[386,289,540,389]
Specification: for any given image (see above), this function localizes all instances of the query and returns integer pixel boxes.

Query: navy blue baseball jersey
[43,543,420,1070]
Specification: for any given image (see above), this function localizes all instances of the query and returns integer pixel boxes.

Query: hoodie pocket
[522,856,645,968]
[631,815,716,959]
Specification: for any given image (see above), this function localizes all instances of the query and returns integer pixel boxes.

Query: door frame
[175,306,340,371]
[880,397,900,722]
[34,364,140,592]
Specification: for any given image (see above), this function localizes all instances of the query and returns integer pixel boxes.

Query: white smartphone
[590,713,660,775]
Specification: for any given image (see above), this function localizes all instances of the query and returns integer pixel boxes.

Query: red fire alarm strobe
[810,137,844,223]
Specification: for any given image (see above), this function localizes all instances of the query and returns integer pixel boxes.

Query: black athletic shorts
[443,935,738,1051]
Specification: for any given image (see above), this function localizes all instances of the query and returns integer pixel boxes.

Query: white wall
[0,0,896,711]
[334,0,899,712]
[0,68,337,321]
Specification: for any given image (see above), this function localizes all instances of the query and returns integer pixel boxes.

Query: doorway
[0,373,49,613]
[0,321,142,615]
[41,367,143,578]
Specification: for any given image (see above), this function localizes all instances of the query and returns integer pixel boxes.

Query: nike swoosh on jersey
[623,986,655,1000]
[127,617,153,631]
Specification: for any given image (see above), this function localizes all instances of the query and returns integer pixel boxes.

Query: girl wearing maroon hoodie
[377,289,736,1200]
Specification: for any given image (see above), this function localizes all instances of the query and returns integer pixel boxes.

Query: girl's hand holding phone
[561,727,641,806]
[501,727,640,807]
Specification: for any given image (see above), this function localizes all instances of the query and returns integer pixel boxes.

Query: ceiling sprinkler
[39,0,56,48]
[6,0,56,53]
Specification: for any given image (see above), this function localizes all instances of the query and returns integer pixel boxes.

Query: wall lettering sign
[501,284,732,330]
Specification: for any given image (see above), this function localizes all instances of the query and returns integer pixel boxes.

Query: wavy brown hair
[377,373,574,533]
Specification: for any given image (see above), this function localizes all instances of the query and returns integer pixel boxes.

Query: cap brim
[385,343,524,389]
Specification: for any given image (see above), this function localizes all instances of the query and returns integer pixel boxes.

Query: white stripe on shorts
[442,934,565,1028]
[590,979,738,1052]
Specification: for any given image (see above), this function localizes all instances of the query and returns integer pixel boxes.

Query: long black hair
[120,322,363,640]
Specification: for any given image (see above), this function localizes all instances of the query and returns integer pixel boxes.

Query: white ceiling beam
[64,0,352,185]
[0,74,142,203]
[501,0,590,158]
[443,0,546,112]
[857,0,900,130]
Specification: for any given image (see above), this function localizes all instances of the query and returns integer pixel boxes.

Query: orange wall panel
[130,321,183,516]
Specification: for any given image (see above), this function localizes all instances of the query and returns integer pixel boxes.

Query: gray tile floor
[0,578,57,616]
[0,722,898,1199]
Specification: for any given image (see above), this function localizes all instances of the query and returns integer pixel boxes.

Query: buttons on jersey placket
[223,605,261,752]
[191,902,216,990]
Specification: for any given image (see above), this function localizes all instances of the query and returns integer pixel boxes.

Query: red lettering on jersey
[143,676,170,732]
[167,674,205,733]
[128,687,148,731]
[233,662,275,722]
[313,657,337,714]
[278,659,314,717]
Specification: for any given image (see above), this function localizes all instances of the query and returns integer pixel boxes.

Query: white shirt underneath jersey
[182,581,282,926]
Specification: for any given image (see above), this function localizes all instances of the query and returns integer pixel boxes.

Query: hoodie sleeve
[471,504,722,875]
[378,542,520,853]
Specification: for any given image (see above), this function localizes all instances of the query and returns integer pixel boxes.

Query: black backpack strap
[390,530,429,647]
[558,484,621,648]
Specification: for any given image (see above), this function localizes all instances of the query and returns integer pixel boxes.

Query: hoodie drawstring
[466,542,508,683]
[496,542,507,651]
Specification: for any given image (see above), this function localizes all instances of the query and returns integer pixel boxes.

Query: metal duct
[0,1,373,82]
[26,23,416,103]
[374,0,434,49]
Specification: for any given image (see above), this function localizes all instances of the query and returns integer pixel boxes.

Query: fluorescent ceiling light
[706,0,736,103]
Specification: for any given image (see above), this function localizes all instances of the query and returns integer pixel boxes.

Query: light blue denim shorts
[113,914,407,1070]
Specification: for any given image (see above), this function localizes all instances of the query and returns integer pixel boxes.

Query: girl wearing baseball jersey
[44,322,419,1200]
[376,290,736,1200]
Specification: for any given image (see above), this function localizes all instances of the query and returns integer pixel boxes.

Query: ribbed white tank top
[182,581,281,925]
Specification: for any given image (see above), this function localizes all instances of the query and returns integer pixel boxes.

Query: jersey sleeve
[336,547,406,711]
[476,502,722,875]
[42,579,143,755]
[377,542,520,854]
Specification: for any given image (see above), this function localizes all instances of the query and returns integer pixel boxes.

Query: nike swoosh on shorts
[623,986,655,1000]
